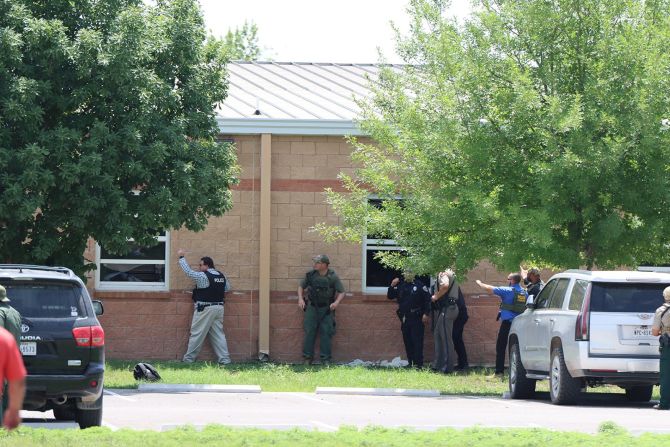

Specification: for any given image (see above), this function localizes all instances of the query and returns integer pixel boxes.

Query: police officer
[388,271,431,368]
[431,270,459,373]
[0,286,21,343]
[476,273,528,377]
[0,285,22,420]
[522,267,544,302]
[652,286,670,410]
[298,255,345,365]
[177,250,232,365]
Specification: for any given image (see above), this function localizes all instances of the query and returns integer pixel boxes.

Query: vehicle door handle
[549,318,556,324]
[533,319,541,323]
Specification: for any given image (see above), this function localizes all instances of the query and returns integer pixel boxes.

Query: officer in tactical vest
[476,273,528,378]
[388,270,431,368]
[0,285,22,420]
[652,286,670,410]
[177,250,232,365]
[298,255,345,365]
[430,270,459,373]
[0,286,21,344]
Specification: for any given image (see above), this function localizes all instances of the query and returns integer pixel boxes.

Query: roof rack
[0,264,72,275]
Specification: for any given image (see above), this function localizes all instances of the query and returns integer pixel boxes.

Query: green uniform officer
[652,286,670,410]
[0,285,22,419]
[297,255,345,365]
[0,286,21,344]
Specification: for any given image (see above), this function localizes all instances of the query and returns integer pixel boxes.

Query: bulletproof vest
[500,289,528,314]
[192,270,227,303]
[305,270,336,306]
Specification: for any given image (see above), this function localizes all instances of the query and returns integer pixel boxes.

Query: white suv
[508,269,669,405]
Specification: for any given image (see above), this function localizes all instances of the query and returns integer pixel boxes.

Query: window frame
[95,232,170,291]
[362,195,404,294]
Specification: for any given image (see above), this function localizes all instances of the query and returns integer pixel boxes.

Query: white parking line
[310,420,338,431]
[294,393,334,405]
[104,389,137,402]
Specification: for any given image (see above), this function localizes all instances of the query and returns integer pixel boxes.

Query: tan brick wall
[90,134,526,366]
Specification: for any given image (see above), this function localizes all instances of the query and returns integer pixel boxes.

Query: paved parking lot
[21,389,670,434]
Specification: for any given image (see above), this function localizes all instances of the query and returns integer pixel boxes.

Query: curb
[315,387,440,397]
[138,384,261,393]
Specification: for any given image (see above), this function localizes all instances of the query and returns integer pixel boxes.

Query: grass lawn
[105,360,654,398]
[0,423,668,446]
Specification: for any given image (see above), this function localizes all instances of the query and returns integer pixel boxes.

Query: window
[547,278,570,309]
[535,279,557,309]
[363,197,412,293]
[96,232,170,291]
[568,280,589,310]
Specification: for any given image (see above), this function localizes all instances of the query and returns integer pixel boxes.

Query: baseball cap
[0,285,9,302]
[312,255,330,264]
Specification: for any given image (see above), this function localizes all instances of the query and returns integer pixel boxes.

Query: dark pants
[660,346,670,408]
[401,315,425,368]
[453,316,469,368]
[495,320,512,374]
[303,305,335,361]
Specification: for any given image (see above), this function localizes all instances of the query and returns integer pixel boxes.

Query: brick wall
[89,134,533,366]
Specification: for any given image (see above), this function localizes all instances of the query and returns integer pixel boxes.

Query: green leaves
[323,0,670,275]
[0,0,237,275]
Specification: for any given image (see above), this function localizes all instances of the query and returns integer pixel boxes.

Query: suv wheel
[549,346,581,405]
[509,341,536,399]
[625,385,653,402]
[75,395,103,429]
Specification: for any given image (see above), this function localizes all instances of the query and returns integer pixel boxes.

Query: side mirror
[92,300,104,316]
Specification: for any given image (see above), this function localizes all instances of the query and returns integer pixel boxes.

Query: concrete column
[258,133,272,359]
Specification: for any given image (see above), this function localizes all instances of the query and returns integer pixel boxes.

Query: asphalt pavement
[21,388,670,434]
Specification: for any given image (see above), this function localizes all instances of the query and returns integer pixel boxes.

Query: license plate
[20,342,36,356]
[627,326,654,338]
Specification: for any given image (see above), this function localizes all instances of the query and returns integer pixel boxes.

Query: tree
[0,0,238,275]
[319,0,670,275]
[224,21,261,61]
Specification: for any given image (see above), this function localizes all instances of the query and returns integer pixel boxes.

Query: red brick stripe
[232,179,348,192]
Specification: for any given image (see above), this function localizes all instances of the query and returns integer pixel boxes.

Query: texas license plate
[20,342,36,356]
[632,326,653,337]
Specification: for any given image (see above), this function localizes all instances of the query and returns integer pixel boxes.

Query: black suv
[0,265,105,428]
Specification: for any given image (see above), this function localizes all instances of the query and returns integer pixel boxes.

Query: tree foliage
[0,0,238,275]
[224,20,261,61]
[320,0,670,275]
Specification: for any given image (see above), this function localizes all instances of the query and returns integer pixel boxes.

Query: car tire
[509,341,536,399]
[75,395,103,429]
[549,346,581,405]
[52,404,76,421]
[625,385,653,402]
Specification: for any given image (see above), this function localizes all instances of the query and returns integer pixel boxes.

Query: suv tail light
[73,326,105,347]
[575,283,592,341]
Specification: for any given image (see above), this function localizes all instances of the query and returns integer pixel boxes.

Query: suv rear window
[2,281,87,318]
[590,283,667,313]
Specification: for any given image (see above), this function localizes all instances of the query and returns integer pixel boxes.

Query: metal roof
[217,61,402,135]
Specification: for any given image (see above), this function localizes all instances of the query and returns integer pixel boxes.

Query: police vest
[500,289,527,314]
[305,270,338,306]
[192,271,227,303]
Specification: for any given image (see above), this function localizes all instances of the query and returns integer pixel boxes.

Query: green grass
[0,423,668,446]
[105,360,652,397]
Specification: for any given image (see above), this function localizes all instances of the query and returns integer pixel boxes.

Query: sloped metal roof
[217,61,402,135]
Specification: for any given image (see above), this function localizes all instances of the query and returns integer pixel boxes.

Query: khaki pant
[432,305,458,373]
[183,303,231,364]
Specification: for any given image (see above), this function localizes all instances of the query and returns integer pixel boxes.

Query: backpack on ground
[133,362,161,381]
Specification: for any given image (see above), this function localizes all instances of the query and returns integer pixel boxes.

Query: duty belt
[196,302,224,312]
[310,301,330,308]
